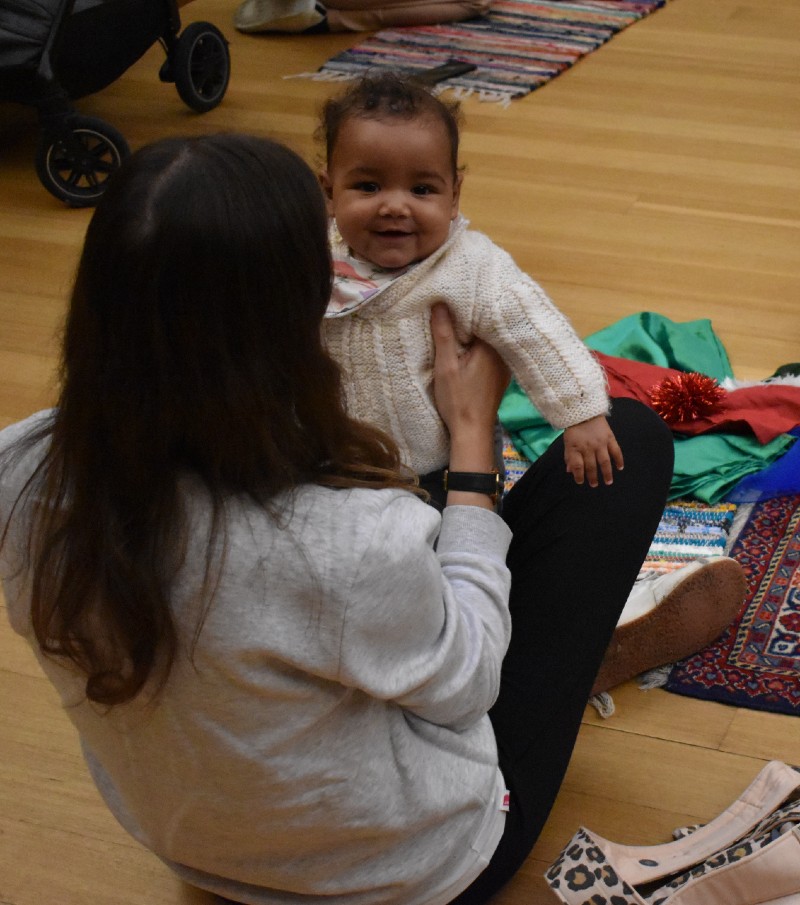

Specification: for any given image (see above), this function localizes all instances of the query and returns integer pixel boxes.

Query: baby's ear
[451,172,463,219]
[319,171,335,214]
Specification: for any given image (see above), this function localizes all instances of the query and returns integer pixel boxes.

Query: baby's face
[321,115,461,270]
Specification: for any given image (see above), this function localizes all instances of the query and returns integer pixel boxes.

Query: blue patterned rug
[666,495,800,716]
[293,0,668,104]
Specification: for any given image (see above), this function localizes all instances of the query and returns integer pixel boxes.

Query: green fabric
[670,433,794,503]
[498,312,790,503]
[585,311,734,379]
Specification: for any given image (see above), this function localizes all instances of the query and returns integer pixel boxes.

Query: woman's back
[1,409,511,905]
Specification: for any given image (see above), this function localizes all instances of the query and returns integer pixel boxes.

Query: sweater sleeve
[470,239,609,429]
[336,496,512,731]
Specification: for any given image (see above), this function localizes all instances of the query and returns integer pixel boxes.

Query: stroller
[0,0,231,206]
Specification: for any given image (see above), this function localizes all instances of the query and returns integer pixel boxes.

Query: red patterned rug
[666,494,800,715]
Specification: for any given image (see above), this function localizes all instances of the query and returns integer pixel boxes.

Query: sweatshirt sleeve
[336,496,512,731]
[470,238,609,429]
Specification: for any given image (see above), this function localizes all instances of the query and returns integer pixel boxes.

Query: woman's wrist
[448,428,496,472]
[446,428,499,510]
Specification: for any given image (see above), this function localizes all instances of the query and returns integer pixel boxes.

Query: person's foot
[592,557,747,695]
[234,0,328,33]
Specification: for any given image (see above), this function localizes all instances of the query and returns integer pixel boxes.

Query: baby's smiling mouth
[375,229,411,238]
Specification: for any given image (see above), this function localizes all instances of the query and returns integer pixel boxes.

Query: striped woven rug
[293,0,667,104]
[642,500,738,574]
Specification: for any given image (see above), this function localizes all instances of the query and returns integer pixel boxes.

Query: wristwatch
[443,470,502,505]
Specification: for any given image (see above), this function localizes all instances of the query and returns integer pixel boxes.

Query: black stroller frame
[0,0,231,206]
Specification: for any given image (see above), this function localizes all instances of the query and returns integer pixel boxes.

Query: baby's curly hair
[317,72,463,177]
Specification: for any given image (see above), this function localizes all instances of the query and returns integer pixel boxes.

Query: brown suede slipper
[592,557,748,696]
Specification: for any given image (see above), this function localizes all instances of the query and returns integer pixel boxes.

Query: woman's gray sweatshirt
[1,411,513,905]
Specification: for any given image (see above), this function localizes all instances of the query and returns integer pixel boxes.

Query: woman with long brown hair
[1,132,679,905]
[0,132,517,903]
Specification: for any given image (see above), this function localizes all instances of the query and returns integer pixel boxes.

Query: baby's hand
[563,415,624,487]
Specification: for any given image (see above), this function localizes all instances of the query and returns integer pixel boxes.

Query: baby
[319,72,623,499]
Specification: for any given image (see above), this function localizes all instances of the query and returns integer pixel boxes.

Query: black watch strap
[443,470,502,503]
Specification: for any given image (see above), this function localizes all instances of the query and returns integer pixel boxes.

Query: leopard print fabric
[546,788,800,905]
[545,829,641,905]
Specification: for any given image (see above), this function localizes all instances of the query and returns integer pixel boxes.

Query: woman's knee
[609,398,672,451]
[607,397,674,484]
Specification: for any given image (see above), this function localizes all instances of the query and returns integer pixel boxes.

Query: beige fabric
[604,761,800,885]
[671,829,800,905]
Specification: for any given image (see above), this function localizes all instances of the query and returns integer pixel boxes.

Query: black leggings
[449,398,674,904]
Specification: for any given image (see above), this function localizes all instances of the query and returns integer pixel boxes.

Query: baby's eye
[412,184,435,196]
[355,181,379,193]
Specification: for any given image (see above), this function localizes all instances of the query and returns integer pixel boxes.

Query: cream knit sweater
[324,218,609,475]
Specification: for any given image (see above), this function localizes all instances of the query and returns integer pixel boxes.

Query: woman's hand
[431,304,510,508]
[431,304,510,440]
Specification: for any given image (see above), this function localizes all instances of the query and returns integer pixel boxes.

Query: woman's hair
[318,71,463,177]
[9,133,418,706]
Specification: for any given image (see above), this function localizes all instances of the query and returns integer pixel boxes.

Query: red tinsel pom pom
[649,372,726,423]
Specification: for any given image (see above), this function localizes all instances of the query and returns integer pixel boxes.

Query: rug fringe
[726,502,753,553]
[434,84,514,107]
[475,88,513,108]
[283,70,356,83]
[588,692,615,719]
[638,664,672,690]
[285,71,514,105]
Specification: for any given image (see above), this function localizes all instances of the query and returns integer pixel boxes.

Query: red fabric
[594,352,800,444]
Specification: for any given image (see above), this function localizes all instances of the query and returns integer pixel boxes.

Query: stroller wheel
[35,115,130,208]
[173,22,230,113]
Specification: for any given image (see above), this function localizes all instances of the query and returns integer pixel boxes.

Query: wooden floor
[1,0,799,902]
